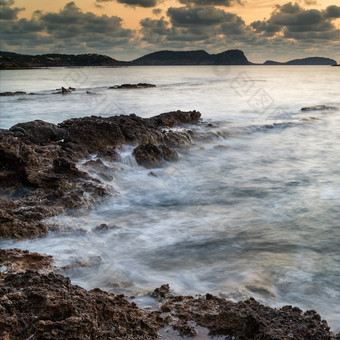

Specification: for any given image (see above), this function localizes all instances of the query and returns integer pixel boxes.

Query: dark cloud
[178,0,240,6]
[167,6,229,26]
[324,5,340,18]
[140,2,339,63]
[250,2,340,39]
[0,0,24,20]
[96,0,157,7]
[0,1,134,56]
[152,8,162,15]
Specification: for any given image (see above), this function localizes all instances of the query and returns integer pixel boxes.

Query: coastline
[1,111,339,339]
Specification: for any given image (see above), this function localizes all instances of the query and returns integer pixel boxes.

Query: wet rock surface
[0,271,167,340]
[0,248,54,278]
[0,110,200,239]
[0,270,338,340]
[133,143,179,168]
[161,294,339,340]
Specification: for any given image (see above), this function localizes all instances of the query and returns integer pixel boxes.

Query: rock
[144,110,201,128]
[133,143,178,168]
[150,284,174,302]
[301,105,336,111]
[161,294,338,339]
[93,223,119,233]
[10,120,69,145]
[0,249,54,275]
[0,271,167,340]
[97,146,120,161]
[109,83,156,89]
[1,111,200,239]
[0,91,26,96]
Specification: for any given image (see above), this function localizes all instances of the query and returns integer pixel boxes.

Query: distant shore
[0,50,337,69]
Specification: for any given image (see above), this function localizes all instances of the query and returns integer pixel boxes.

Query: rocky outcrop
[0,111,200,239]
[0,269,338,340]
[133,143,179,168]
[161,294,338,339]
[9,120,69,145]
[0,248,54,276]
[0,271,167,340]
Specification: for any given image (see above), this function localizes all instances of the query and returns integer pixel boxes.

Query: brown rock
[133,143,178,168]
[0,271,167,340]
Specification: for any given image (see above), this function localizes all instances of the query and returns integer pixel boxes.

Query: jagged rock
[150,284,174,302]
[10,120,69,145]
[161,294,338,339]
[0,249,54,276]
[0,111,200,239]
[0,271,167,340]
[133,143,178,168]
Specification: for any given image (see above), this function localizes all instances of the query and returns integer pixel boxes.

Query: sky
[0,0,339,63]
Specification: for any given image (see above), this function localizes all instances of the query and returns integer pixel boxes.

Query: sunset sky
[1,0,339,62]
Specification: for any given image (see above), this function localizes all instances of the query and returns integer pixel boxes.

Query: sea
[0,65,339,331]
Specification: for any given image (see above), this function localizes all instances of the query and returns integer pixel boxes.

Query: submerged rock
[301,105,336,111]
[0,91,26,96]
[109,83,156,89]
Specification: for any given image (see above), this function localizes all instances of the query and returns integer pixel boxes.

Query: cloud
[304,0,317,5]
[152,8,162,15]
[178,0,240,6]
[0,0,24,20]
[96,0,157,7]
[324,5,340,18]
[167,6,230,26]
[140,2,339,62]
[0,1,134,55]
[250,2,340,40]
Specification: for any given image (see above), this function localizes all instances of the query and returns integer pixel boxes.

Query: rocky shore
[1,111,339,339]
[0,110,199,239]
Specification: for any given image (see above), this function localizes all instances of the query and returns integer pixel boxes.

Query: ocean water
[1,66,340,331]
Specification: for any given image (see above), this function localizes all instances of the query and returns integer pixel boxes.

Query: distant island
[0,52,126,69]
[263,57,337,65]
[0,50,337,69]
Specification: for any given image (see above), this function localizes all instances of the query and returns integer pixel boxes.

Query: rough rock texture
[10,120,69,145]
[161,294,339,340]
[0,111,200,239]
[0,269,338,340]
[133,143,179,168]
[0,271,168,340]
[0,248,54,277]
